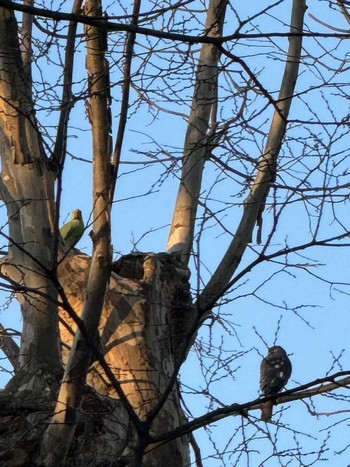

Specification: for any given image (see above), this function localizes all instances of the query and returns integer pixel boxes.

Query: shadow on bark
[0,251,195,466]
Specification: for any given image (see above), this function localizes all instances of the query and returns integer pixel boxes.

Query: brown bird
[260,345,292,421]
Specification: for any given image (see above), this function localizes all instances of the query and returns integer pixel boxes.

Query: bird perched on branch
[260,345,292,421]
[60,209,84,248]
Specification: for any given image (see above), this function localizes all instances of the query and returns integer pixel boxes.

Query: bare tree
[0,0,350,465]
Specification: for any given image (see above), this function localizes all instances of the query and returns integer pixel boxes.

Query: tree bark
[61,252,194,465]
[166,0,227,263]
[0,6,62,390]
[41,0,113,463]
[0,251,194,465]
[0,1,194,464]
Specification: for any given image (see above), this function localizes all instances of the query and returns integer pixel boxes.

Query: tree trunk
[0,6,62,391]
[0,251,194,465]
[0,3,194,465]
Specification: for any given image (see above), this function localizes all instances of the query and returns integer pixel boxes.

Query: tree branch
[166,0,228,262]
[0,0,349,45]
[41,1,115,464]
[197,0,307,317]
[110,0,141,201]
[148,371,350,446]
[51,0,83,170]
[20,0,33,85]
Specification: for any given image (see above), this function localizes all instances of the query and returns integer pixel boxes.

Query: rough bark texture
[0,252,194,466]
[60,251,194,465]
[0,0,307,464]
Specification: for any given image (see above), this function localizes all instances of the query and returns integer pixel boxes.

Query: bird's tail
[260,400,273,421]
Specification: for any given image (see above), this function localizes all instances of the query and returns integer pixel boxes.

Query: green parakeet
[60,209,84,248]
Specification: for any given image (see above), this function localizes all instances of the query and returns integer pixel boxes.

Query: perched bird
[260,345,292,421]
[60,209,84,248]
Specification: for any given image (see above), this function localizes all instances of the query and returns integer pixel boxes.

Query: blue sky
[1,1,350,465]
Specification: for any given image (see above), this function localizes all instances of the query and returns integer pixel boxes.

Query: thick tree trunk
[0,2,196,465]
[0,251,194,466]
[0,6,62,390]
[61,251,194,465]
